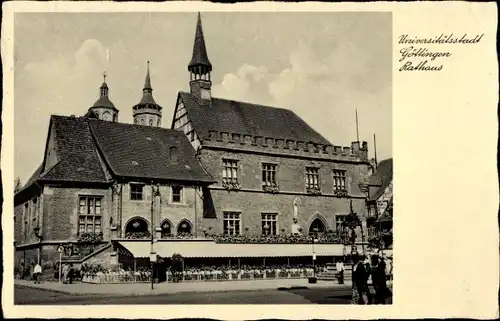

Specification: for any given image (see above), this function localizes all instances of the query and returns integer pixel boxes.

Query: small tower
[133,61,162,127]
[85,72,119,122]
[188,12,212,104]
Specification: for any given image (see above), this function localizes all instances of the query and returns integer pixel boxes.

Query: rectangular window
[222,159,239,184]
[261,213,278,235]
[223,212,241,236]
[306,167,320,189]
[333,170,346,191]
[130,184,144,201]
[262,163,277,186]
[335,214,347,231]
[172,186,183,203]
[78,196,103,234]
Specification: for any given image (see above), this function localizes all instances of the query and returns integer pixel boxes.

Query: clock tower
[85,72,119,122]
[188,12,212,105]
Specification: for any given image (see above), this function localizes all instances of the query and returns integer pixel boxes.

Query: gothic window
[222,159,238,184]
[333,170,346,191]
[78,196,102,234]
[305,167,320,189]
[157,119,161,127]
[262,163,277,186]
[177,219,192,235]
[309,218,326,236]
[130,184,144,201]
[261,213,278,235]
[140,118,145,125]
[223,212,241,236]
[134,118,138,124]
[149,118,154,126]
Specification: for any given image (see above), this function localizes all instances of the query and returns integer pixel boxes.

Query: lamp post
[312,227,319,278]
[33,226,42,264]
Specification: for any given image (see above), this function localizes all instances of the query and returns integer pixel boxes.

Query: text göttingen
[397,33,484,72]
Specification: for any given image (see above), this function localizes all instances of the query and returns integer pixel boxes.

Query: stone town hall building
[14,14,375,269]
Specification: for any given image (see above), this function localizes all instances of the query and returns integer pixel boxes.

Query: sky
[14,12,392,185]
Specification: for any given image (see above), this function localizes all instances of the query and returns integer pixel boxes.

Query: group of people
[58,263,76,284]
[351,254,392,305]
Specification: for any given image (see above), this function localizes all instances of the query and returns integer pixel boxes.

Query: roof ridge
[87,120,119,176]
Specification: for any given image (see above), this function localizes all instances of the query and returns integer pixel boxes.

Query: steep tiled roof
[368,158,393,201]
[178,92,331,146]
[39,115,108,183]
[88,119,214,183]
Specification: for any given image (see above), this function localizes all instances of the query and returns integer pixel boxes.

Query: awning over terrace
[115,240,354,258]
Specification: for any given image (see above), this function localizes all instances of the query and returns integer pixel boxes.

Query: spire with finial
[100,71,109,97]
[86,71,119,122]
[133,61,162,127]
[188,12,212,103]
[144,61,152,91]
[188,12,212,73]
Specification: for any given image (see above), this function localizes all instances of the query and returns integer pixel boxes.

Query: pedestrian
[363,255,373,304]
[68,264,74,284]
[33,262,42,284]
[62,263,69,284]
[370,254,391,304]
[336,258,344,285]
[351,255,369,305]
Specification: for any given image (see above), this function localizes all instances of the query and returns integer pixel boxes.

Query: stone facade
[197,146,372,236]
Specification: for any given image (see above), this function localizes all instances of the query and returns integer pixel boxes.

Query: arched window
[149,118,154,126]
[177,219,192,236]
[140,118,145,125]
[160,219,173,238]
[309,217,326,236]
[125,217,150,239]
[157,119,161,127]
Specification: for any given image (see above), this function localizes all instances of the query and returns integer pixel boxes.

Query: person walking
[351,255,369,305]
[68,264,74,284]
[62,263,69,284]
[336,258,344,285]
[33,262,42,284]
[370,254,391,304]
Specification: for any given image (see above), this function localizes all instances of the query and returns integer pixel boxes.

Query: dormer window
[169,147,178,162]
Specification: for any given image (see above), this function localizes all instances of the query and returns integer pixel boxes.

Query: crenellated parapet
[202,130,369,162]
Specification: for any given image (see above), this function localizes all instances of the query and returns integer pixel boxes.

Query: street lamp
[33,226,42,264]
[311,227,319,280]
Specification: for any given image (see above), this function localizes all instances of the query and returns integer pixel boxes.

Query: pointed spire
[91,71,116,110]
[188,12,212,73]
[138,61,157,105]
[144,61,152,91]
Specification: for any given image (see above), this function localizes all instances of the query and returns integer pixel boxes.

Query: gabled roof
[88,119,214,183]
[39,115,109,183]
[368,158,393,201]
[178,92,331,146]
[17,115,214,193]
